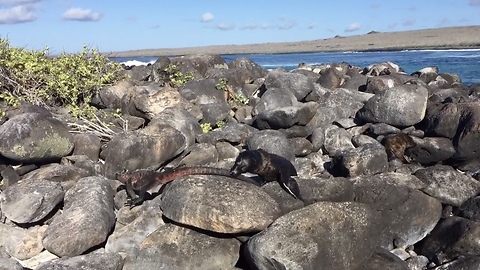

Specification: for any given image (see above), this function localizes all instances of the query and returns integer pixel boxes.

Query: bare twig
[67,113,129,142]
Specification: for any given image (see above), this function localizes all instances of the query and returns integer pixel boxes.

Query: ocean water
[109,49,480,85]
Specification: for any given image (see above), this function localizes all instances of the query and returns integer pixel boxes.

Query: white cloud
[241,23,257,30]
[201,12,213,22]
[470,0,480,6]
[0,0,41,6]
[307,23,317,29]
[216,22,234,31]
[62,7,102,22]
[0,4,35,24]
[345,22,361,32]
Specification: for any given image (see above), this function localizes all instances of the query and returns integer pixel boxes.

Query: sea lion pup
[383,132,416,163]
[116,166,260,207]
[230,149,302,200]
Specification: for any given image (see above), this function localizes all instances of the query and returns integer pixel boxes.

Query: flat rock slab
[160,175,281,234]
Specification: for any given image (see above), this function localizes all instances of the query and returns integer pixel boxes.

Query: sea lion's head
[230,151,256,176]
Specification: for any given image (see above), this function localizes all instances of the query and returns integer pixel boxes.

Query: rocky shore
[108,26,480,57]
[2,53,480,269]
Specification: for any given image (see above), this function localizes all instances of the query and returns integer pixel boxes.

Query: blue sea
[109,49,480,85]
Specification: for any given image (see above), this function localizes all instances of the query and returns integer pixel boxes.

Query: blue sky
[1,0,480,54]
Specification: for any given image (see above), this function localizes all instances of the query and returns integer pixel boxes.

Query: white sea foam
[121,60,155,67]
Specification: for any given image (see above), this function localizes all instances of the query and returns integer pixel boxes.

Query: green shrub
[0,38,123,117]
[200,122,212,133]
[215,77,249,106]
[164,64,194,87]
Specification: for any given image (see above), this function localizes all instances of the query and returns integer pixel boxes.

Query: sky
[1,0,480,54]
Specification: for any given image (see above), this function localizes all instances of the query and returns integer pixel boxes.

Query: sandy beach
[107,26,480,57]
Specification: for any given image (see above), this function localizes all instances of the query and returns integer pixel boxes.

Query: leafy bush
[0,38,123,117]
[215,77,249,106]
[164,64,194,87]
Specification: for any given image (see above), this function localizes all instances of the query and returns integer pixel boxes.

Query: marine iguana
[116,166,261,207]
[229,149,303,200]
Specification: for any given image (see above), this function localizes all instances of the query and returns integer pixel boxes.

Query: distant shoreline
[105,26,480,58]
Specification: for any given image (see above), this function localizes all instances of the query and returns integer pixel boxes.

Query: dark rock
[365,75,403,94]
[457,195,480,222]
[357,247,410,270]
[179,78,226,104]
[245,201,379,270]
[362,62,403,76]
[148,107,202,147]
[247,129,294,162]
[417,216,480,264]
[411,66,439,84]
[215,141,240,160]
[171,54,227,77]
[452,102,480,160]
[429,87,469,103]
[105,196,165,253]
[92,80,136,109]
[160,175,281,233]
[0,113,74,162]
[341,75,368,91]
[36,252,123,270]
[252,87,297,115]
[316,67,344,89]
[296,176,354,205]
[133,85,196,120]
[60,155,103,177]
[121,224,240,270]
[0,166,19,188]
[0,224,46,260]
[352,134,382,147]
[351,180,442,249]
[21,163,94,190]
[198,102,231,125]
[310,126,326,152]
[175,143,218,167]
[0,178,64,224]
[102,127,186,178]
[42,176,115,257]
[253,101,319,130]
[289,137,313,157]
[125,64,151,81]
[431,256,480,269]
[72,133,102,161]
[414,164,480,206]
[356,84,429,127]
[317,88,366,119]
[264,70,314,101]
[227,57,268,79]
[196,122,255,145]
[0,256,23,270]
[421,101,460,138]
[405,255,429,270]
[368,123,401,136]
[323,126,355,156]
[335,143,388,177]
[149,56,171,83]
[407,136,455,165]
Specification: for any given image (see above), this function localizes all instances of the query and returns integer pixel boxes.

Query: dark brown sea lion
[230,149,302,199]
[383,133,416,163]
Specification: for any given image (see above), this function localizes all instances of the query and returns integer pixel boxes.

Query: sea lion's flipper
[279,173,302,200]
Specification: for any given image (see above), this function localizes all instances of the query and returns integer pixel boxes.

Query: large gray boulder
[245,201,380,270]
[0,113,74,162]
[356,84,428,127]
